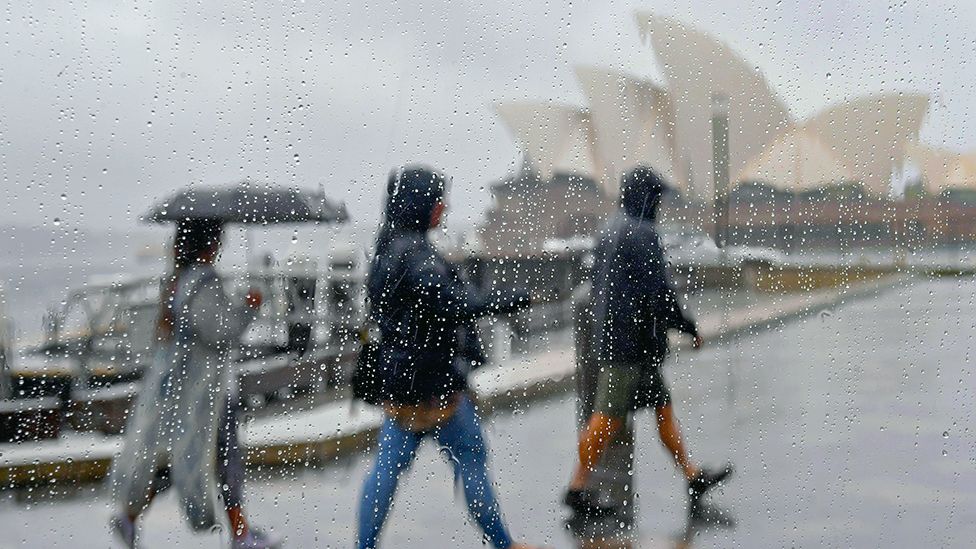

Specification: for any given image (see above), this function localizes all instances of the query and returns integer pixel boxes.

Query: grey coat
[112,264,257,530]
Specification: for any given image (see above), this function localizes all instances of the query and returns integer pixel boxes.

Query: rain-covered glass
[1,2,973,548]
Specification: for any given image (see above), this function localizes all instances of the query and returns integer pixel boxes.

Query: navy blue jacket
[591,171,698,364]
[367,168,529,405]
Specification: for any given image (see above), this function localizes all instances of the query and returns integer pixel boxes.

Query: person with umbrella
[111,183,344,548]
[111,218,278,548]
[355,166,544,549]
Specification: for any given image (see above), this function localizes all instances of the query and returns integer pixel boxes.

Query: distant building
[480,168,609,256]
[736,127,853,191]
[906,144,976,194]
[802,94,929,195]
[481,11,975,253]
[635,13,792,200]
[493,102,597,183]
[574,65,679,197]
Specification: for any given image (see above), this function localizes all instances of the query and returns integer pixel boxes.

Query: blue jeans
[357,394,513,549]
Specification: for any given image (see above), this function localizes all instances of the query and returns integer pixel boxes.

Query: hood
[620,166,669,222]
[383,165,447,232]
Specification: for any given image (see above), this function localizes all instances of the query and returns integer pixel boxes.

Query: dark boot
[687,464,733,513]
[563,488,617,518]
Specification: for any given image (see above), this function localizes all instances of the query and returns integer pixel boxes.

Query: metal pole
[711,93,738,470]
[711,93,731,248]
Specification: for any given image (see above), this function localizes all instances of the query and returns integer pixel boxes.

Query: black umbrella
[143,182,348,224]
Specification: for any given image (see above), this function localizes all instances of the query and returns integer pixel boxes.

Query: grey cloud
[1,0,974,235]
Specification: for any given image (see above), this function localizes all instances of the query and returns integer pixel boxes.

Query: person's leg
[357,414,423,549]
[123,465,171,519]
[434,395,513,549]
[654,404,696,480]
[216,396,250,539]
[113,459,172,548]
[568,413,624,490]
[568,365,635,491]
[648,368,731,510]
[637,360,696,480]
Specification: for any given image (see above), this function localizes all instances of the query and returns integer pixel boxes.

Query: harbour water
[1,277,972,548]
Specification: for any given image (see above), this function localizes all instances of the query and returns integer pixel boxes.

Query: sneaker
[110,514,136,549]
[563,488,616,518]
[687,464,733,505]
[231,527,281,549]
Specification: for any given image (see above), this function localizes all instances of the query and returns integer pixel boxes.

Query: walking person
[111,219,279,549]
[355,166,544,549]
[564,166,732,518]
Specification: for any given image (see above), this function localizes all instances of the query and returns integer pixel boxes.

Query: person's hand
[692,334,704,349]
[245,288,263,309]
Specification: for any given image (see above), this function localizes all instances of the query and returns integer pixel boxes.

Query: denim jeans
[357,394,513,549]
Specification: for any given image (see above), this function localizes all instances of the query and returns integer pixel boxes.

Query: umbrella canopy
[144,182,348,224]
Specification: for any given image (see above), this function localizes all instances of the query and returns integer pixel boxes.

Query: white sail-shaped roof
[947,153,976,190]
[495,101,597,181]
[736,126,853,191]
[905,143,959,193]
[635,12,792,202]
[804,93,929,195]
[575,65,678,196]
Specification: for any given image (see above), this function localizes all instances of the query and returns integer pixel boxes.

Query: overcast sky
[2,0,974,233]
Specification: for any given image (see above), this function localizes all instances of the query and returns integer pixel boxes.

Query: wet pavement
[1,277,973,548]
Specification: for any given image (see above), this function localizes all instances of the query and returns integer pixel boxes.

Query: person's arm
[646,233,699,338]
[662,284,698,338]
[189,276,261,352]
[408,245,530,322]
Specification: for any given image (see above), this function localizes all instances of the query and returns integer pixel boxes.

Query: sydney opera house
[481,12,976,254]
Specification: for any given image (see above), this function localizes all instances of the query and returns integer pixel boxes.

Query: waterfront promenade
[1,277,972,547]
[0,272,900,486]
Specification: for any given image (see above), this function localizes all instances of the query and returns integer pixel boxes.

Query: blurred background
[0,1,974,547]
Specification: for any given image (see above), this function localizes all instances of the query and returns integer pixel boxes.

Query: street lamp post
[711,93,731,248]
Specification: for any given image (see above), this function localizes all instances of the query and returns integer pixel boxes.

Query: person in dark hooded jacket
[564,166,732,517]
[356,166,542,549]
